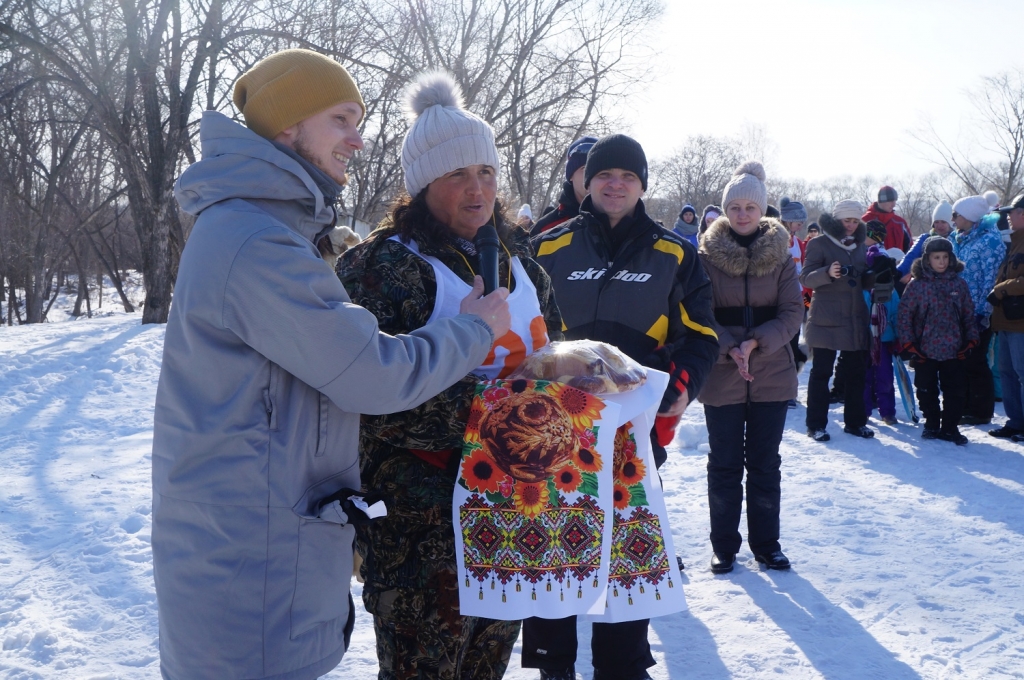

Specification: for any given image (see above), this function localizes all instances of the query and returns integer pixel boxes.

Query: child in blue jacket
[863,245,901,424]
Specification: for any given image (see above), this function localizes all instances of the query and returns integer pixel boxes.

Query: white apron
[392,236,549,377]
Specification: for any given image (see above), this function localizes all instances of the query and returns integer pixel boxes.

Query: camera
[839,265,853,277]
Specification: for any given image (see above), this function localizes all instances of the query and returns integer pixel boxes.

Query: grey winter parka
[800,214,870,351]
[697,217,803,406]
[152,111,494,680]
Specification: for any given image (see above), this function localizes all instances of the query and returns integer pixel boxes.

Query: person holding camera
[800,201,873,441]
[897,237,978,445]
[988,194,1024,440]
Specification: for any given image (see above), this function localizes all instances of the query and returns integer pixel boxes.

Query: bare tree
[344,0,662,223]
[910,67,1024,202]
[646,135,742,226]
[0,56,89,323]
[1,0,255,323]
[2,0,662,322]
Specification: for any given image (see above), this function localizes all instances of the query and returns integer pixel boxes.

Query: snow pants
[914,358,967,434]
[705,401,787,556]
[863,344,896,419]
[807,349,868,431]
[520,616,655,676]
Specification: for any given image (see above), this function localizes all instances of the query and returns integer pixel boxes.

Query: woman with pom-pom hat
[338,71,563,680]
[697,161,803,574]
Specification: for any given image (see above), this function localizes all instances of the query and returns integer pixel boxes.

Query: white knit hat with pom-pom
[721,161,768,216]
[401,71,500,197]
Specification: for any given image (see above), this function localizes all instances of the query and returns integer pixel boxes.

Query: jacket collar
[174,111,338,244]
[699,216,790,277]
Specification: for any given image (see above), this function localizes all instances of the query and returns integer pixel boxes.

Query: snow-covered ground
[2,311,1023,679]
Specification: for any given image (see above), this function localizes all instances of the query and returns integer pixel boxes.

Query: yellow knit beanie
[233,49,365,140]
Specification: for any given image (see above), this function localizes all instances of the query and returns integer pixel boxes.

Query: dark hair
[377,190,516,250]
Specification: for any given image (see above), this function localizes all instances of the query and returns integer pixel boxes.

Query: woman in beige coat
[698,161,803,574]
[800,204,872,441]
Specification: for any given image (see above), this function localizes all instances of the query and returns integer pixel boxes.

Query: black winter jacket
[533,196,719,408]
[530,180,581,236]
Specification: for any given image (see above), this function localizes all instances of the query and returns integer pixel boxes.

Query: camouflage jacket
[338,218,563,593]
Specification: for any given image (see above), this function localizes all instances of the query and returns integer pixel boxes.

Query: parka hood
[819,211,865,245]
[699,216,791,278]
[910,254,964,280]
[174,111,337,243]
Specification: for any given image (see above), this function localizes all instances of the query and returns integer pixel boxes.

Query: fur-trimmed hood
[910,253,964,280]
[819,211,866,246]
[699,215,791,278]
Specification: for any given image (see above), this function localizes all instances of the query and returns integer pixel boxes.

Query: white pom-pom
[404,71,463,121]
[735,160,766,182]
[984,190,999,208]
[780,196,791,208]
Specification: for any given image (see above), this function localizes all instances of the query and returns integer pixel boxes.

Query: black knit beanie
[584,134,648,191]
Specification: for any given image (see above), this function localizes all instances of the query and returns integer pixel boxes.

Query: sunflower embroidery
[464,405,485,444]
[553,464,583,493]
[612,481,631,510]
[544,382,604,431]
[573,446,603,473]
[617,456,646,486]
[613,425,645,486]
[461,448,509,494]
[512,481,551,518]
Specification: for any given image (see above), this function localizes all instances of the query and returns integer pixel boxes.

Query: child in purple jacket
[897,237,979,445]
[862,245,901,424]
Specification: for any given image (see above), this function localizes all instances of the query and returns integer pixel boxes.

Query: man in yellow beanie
[153,49,511,680]
[233,48,366,186]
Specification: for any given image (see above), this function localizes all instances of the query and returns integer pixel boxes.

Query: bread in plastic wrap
[509,340,647,394]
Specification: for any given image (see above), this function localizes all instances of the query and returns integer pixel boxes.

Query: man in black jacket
[525,134,718,680]
[531,135,597,236]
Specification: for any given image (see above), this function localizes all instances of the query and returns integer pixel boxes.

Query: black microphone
[474,224,500,295]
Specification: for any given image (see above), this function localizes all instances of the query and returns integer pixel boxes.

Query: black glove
[900,344,925,366]
[958,340,978,361]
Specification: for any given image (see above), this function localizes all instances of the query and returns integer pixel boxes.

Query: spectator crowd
[150,48,1024,680]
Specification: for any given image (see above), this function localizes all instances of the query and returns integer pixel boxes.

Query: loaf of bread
[510,340,646,394]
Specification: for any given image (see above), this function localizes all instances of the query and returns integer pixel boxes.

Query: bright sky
[628,0,1024,182]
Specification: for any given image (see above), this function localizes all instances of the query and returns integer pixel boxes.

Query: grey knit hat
[721,161,767,216]
[833,199,865,221]
[779,197,807,222]
[401,71,500,197]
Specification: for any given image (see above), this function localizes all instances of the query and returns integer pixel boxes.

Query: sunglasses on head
[951,212,959,219]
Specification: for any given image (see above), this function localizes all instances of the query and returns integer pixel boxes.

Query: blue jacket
[153,111,493,680]
[898,231,951,277]
[673,216,699,247]
[954,217,1006,321]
